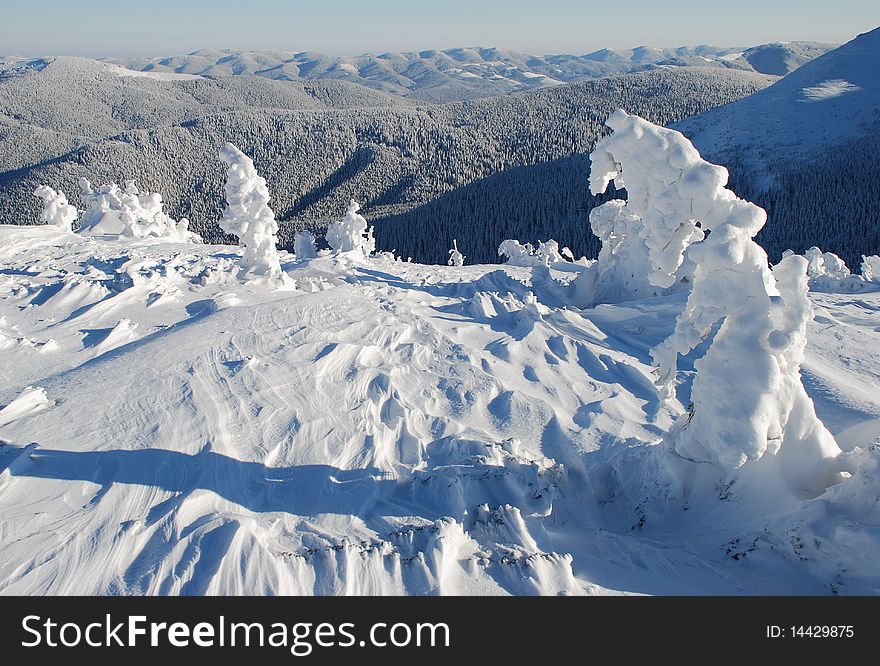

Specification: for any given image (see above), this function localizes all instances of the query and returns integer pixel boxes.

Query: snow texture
[218,143,283,282]
[33,186,77,232]
[0,222,878,595]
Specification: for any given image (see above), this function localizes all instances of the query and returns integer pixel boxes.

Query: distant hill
[0,55,773,259]
[97,41,830,103]
[677,27,880,266]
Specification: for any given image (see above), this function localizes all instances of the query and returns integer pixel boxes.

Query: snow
[1,219,878,595]
[218,143,285,284]
[498,239,573,267]
[0,386,53,427]
[589,109,707,292]
[677,27,880,176]
[2,106,879,595]
[587,111,841,497]
[293,230,317,260]
[802,78,862,101]
[448,239,465,267]
[862,255,880,282]
[101,62,202,81]
[326,200,373,256]
[78,178,199,243]
[33,185,77,232]
[784,247,880,293]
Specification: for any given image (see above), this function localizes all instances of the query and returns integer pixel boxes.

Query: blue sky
[2,0,876,57]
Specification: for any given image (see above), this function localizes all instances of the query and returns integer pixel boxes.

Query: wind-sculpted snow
[1,223,879,594]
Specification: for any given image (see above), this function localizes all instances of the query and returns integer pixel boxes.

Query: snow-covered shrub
[33,185,77,232]
[862,255,880,282]
[77,178,198,242]
[591,110,847,495]
[805,246,849,280]
[586,199,657,302]
[498,239,571,267]
[589,110,707,298]
[326,200,373,256]
[448,239,465,266]
[219,143,283,281]
[785,247,875,293]
[293,230,317,260]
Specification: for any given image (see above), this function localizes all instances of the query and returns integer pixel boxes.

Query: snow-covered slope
[739,41,837,75]
[675,27,880,268]
[677,27,880,175]
[1,225,878,595]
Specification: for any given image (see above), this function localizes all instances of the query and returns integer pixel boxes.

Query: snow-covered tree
[785,247,873,293]
[294,230,317,260]
[586,111,844,495]
[498,239,570,267]
[218,143,282,280]
[326,200,373,255]
[804,246,850,280]
[77,178,198,242]
[33,185,77,232]
[448,239,465,266]
[589,110,706,298]
[862,255,880,282]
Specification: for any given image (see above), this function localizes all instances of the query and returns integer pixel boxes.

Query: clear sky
[1,0,876,57]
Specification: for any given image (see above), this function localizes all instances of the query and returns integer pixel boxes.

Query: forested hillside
[0,58,773,256]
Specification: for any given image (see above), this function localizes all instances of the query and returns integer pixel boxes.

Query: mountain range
[100,41,833,102]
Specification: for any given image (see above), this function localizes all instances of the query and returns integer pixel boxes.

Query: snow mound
[0,386,53,426]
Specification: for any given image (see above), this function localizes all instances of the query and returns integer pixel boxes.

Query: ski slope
[1,226,878,595]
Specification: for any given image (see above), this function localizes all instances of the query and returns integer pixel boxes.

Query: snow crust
[1,221,878,595]
[1,111,878,596]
